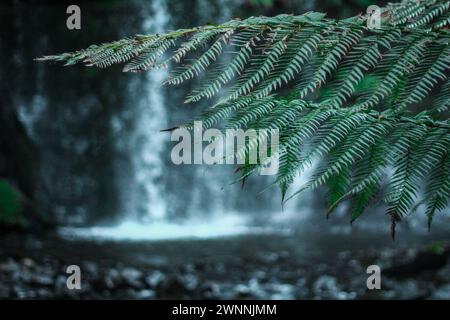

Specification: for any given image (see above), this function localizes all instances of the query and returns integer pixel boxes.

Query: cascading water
[125,0,169,222]
[59,0,301,241]
[57,0,359,241]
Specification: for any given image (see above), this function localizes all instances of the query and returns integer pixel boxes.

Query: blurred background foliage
[0,179,25,227]
[243,0,385,17]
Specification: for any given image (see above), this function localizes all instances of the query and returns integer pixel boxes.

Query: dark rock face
[0,96,39,230]
[0,15,49,230]
[0,88,37,201]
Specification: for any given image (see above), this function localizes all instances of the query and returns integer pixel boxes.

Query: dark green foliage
[0,179,25,226]
[39,0,449,233]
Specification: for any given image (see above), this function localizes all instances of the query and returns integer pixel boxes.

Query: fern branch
[38,0,450,232]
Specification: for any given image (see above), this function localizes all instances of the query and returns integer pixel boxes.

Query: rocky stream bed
[1,230,450,299]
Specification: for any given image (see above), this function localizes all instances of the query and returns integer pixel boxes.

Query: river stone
[104,269,121,288]
[82,261,99,277]
[179,273,199,291]
[382,278,429,299]
[430,284,450,299]
[145,270,166,288]
[199,281,222,299]
[158,275,190,297]
[22,257,35,269]
[121,267,144,289]
[0,258,19,273]
[0,283,10,298]
[136,289,155,299]
[313,275,356,300]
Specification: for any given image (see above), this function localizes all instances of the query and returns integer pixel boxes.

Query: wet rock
[200,281,222,299]
[264,282,296,299]
[136,289,155,299]
[96,268,121,290]
[294,278,309,299]
[313,275,338,299]
[18,269,33,283]
[182,263,196,273]
[158,275,190,298]
[259,250,289,263]
[0,258,19,273]
[436,261,450,281]
[121,267,144,289]
[384,245,450,278]
[347,259,364,273]
[54,274,68,292]
[382,279,429,299]
[430,284,450,299]
[91,277,109,292]
[313,264,329,276]
[29,273,54,287]
[313,275,356,300]
[212,262,226,275]
[251,270,267,281]
[338,250,352,261]
[22,257,35,269]
[81,261,99,278]
[179,273,199,291]
[105,269,121,287]
[36,288,53,298]
[124,288,138,298]
[234,279,262,299]
[0,283,10,298]
[23,236,43,251]
[234,284,254,298]
[145,270,166,288]
[12,285,28,299]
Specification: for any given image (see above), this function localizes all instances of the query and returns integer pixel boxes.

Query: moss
[0,179,26,227]
[426,242,447,255]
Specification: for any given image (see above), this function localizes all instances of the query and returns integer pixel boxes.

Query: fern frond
[39,0,450,232]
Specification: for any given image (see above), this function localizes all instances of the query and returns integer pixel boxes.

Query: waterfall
[60,0,270,240]
[58,0,327,241]
[125,0,169,222]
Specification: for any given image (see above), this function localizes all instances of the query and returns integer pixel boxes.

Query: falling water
[125,0,169,222]
[60,0,274,240]
[59,0,332,241]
